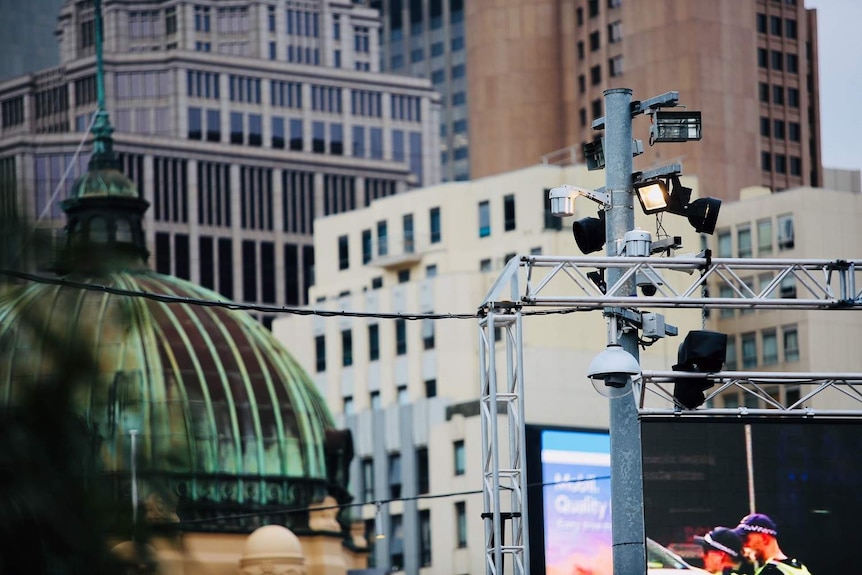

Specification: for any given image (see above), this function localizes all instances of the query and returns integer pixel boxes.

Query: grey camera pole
[603,87,647,575]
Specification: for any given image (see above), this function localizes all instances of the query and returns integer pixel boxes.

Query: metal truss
[637,370,862,417]
[520,255,862,310]
[477,255,862,575]
[478,308,529,575]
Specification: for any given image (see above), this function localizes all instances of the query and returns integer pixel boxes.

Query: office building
[0,0,66,81]
[0,0,441,323]
[272,163,708,574]
[365,0,823,200]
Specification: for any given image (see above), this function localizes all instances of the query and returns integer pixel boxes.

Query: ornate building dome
[0,113,351,535]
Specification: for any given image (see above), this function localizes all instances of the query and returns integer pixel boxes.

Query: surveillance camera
[639,284,657,297]
[587,345,641,388]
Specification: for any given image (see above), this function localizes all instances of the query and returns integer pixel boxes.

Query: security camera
[587,344,641,388]
[639,284,657,297]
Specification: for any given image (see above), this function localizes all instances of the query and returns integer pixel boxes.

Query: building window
[789,121,801,141]
[783,326,799,362]
[343,395,354,415]
[725,336,738,370]
[759,82,769,102]
[368,324,380,361]
[377,220,388,256]
[757,219,773,255]
[777,214,794,250]
[737,226,752,258]
[588,0,599,17]
[790,156,801,176]
[717,230,732,257]
[785,18,797,39]
[480,258,492,272]
[758,48,768,68]
[397,384,409,405]
[771,50,783,71]
[761,152,772,171]
[354,26,370,52]
[397,269,410,283]
[389,514,404,571]
[341,329,353,367]
[430,207,442,243]
[786,53,798,74]
[371,390,381,410]
[361,457,374,502]
[788,87,800,108]
[609,55,623,77]
[608,20,622,42]
[419,509,432,567]
[315,334,326,372]
[775,154,787,174]
[478,200,491,238]
[741,332,757,369]
[422,319,435,350]
[312,121,325,153]
[719,286,734,319]
[426,264,437,277]
[425,379,437,398]
[454,440,465,475]
[589,30,600,51]
[756,13,767,33]
[414,448,429,495]
[760,116,770,137]
[371,276,383,289]
[503,194,516,231]
[455,502,467,548]
[590,65,602,85]
[395,318,407,355]
[591,98,602,119]
[362,229,372,264]
[774,119,785,140]
[338,234,349,269]
[230,112,243,144]
[770,15,782,36]
[578,74,586,93]
[403,213,414,253]
[773,85,784,105]
[577,41,584,60]
[762,329,778,365]
[780,276,796,299]
[388,453,402,498]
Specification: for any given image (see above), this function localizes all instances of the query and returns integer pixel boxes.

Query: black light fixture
[649,110,703,144]
[661,176,722,235]
[634,179,671,214]
[583,137,606,171]
[671,330,728,409]
[572,210,606,254]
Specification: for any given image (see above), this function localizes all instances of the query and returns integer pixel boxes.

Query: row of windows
[725,326,799,370]
[716,214,795,259]
[759,117,802,141]
[389,35,465,71]
[336,207,440,272]
[229,75,262,104]
[315,317,434,372]
[760,152,802,176]
[271,80,303,109]
[757,48,799,74]
[756,14,798,39]
[116,71,174,100]
[1,97,25,129]
[154,232,314,306]
[758,82,800,108]
[576,0,621,25]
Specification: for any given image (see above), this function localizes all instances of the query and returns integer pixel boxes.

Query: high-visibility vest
[755,558,812,575]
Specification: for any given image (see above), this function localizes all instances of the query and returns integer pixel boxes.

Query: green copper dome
[0,271,348,532]
[70,167,139,199]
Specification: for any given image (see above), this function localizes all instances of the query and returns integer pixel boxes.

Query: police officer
[732,513,812,575]
[695,526,754,575]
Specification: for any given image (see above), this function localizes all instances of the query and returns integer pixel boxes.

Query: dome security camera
[587,344,641,388]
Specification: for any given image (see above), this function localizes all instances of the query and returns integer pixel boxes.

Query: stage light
[573,210,606,254]
[684,197,721,235]
[634,179,670,214]
[671,330,728,409]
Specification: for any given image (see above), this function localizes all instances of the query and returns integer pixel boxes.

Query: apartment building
[0,0,441,322]
[705,184,862,410]
[272,163,709,574]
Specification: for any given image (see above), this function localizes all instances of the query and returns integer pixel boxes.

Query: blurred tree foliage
[0,211,145,574]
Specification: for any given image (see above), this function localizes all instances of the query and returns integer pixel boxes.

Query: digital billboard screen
[527,419,862,574]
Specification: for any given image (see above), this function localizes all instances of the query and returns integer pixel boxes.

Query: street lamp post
[603,88,647,575]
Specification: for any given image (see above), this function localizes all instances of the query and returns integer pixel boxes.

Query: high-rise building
[366,0,468,182]
[0,0,441,323]
[368,0,822,200]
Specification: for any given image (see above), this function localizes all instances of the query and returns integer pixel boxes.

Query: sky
[805,0,862,173]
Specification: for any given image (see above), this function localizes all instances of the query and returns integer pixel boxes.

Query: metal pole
[603,88,647,575]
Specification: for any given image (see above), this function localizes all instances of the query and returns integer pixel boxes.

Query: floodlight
[671,330,727,409]
[634,179,670,214]
[583,138,605,171]
[573,210,606,254]
[649,110,702,144]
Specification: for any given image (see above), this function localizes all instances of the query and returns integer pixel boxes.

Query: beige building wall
[706,185,862,410]
[274,163,709,574]
[468,0,822,203]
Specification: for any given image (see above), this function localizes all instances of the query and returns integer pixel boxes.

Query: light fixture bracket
[548,185,611,216]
